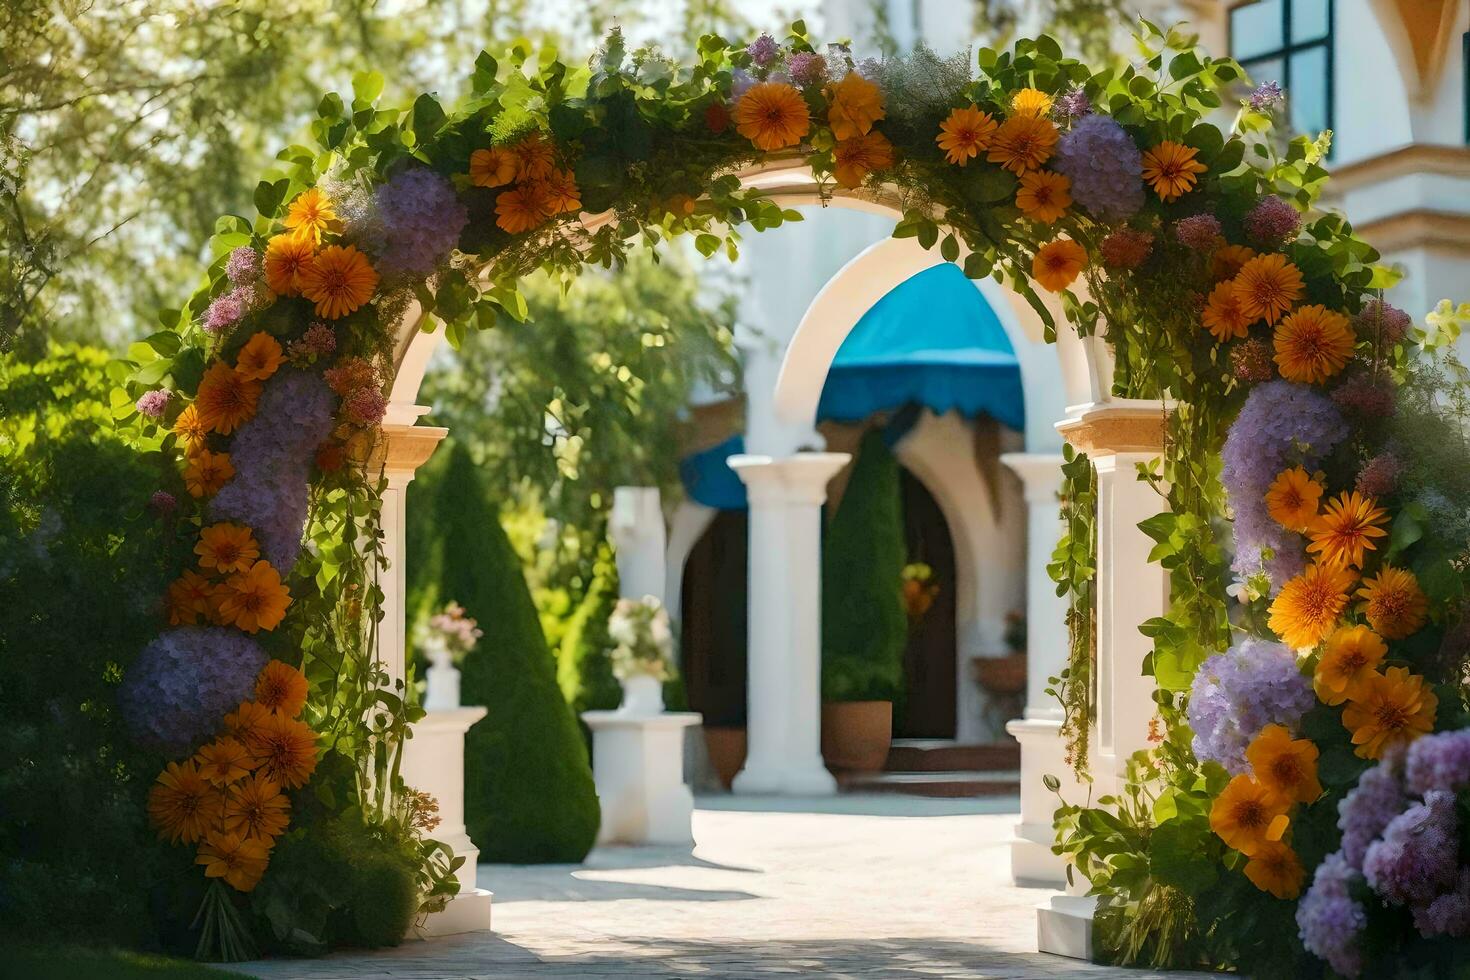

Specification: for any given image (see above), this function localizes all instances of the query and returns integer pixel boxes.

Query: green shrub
[820,429,907,703]
[416,442,599,862]
[557,556,622,716]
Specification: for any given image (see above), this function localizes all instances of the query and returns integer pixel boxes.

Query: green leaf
[352,70,385,107]
[411,93,446,139]
[940,234,959,263]
[254,178,290,220]
[916,221,938,250]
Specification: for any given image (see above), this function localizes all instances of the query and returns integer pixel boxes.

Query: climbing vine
[1046,444,1096,779]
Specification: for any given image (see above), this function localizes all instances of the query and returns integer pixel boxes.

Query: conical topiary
[421,441,599,862]
[557,557,622,717]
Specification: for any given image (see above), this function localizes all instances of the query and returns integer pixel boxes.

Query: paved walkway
[241,795,1209,979]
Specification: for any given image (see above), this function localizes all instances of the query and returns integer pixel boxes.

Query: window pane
[1244,56,1286,93]
[1289,46,1329,134]
[1231,0,1284,61]
[1291,0,1330,43]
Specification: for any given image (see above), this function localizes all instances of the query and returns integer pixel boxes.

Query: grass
[0,947,258,980]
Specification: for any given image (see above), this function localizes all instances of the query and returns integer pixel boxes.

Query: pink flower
[343,386,388,427]
[136,389,171,419]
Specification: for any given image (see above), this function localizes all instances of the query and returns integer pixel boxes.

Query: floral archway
[120,18,1470,975]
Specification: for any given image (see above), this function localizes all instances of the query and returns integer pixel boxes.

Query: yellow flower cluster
[471,133,581,234]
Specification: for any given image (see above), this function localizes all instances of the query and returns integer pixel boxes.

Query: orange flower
[1342,666,1437,759]
[195,522,259,574]
[262,233,315,297]
[1201,279,1251,342]
[223,773,291,845]
[248,712,320,789]
[1314,625,1388,705]
[734,82,811,151]
[283,187,337,244]
[986,114,1058,174]
[1308,491,1388,570]
[1211,243,1257,281]
[1269,562,1356,650]
[235,332,284,382]
[1274,304,1355,384]
[196,831,270,892]
[1210,774,1291,856]
[256,660,309,718]
[224,700,274,745]
[217,561,292,634]
[184,449,235,499]
[1264,465,1323,532]
[539,168,581,214]
[1246,724,1322,806]
[298,245,378,320]
[172,403,209,454]
[1357,565,1429,640]
[826,72,885,140]
[832,131,895,188]
[166,569,216,626]
[195,736,255,787]
[148,760,223,844]
[1232,253,1304,325]
[469,146,518,187]
[1015,170,1071,224]
[1244,841,1305,899]
[195,362,261,435]
[1141,141,1207,202]
[511,133,556,181]
[495,183,553,234]
[1010,87,1053,117]
[936,105,998,166]
[1032,238,1087,293]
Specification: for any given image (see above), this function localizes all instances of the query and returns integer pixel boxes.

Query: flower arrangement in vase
[607,596,675,716]
[417,601,482,711]
[900,562,940,621]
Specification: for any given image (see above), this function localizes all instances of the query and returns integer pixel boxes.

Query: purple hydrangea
[1186,637,1314,773]
[136,389,171,419]
[1248,80,1285,112]
[373,168,469,279]
[211,369,336,570]
[119,627,268,755]
[226,246,261,286]
[787,52,827,86]
[1413,868,1470,938]
[1053,115,1144,221]
[747,34,780,68]
[1353,299,1412,344]
[1174,213,1222,252]
[731,68,756,99]
[1338,751,1407,868]
[1053,85,1091,122]
[1363,789,1460,906]
[1297,852,1366,978]
[1406,729,1470,795]
[1221,380,1349,586]
[1244,196,1302,248]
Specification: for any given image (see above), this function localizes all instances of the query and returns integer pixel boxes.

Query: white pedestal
[582,710,702,845]
[400,706,493,936]
[1006,715,1080,888]
[1037,894,1096,960]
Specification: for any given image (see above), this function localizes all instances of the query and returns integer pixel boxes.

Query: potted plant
[416,601,483,710]
[820,429,908,773]
[901,562,941,621]
[607,595,676,716]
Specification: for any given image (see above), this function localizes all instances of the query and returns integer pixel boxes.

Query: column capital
[728,451,850,506]
[1055,398,1170,456]
[380,419,449,482]
[999,452,1065,503]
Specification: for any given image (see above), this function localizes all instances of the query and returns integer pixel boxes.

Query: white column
[728,451,850,796]
[609,486,667,602]
[378,419,448,689]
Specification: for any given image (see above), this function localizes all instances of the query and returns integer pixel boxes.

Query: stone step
[837,769,1021,798]
[885,739,1020,773]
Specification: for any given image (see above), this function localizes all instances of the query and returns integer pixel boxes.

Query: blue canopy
[680,435,750,511]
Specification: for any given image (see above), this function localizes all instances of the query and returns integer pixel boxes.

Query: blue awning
[681,435,750,510]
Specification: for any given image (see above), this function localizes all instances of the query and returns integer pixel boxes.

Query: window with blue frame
[1229,0,1333,137]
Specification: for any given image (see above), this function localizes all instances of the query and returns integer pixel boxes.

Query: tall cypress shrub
[419,442,599,862]
[557,560,622,717]
[821,428,908,702]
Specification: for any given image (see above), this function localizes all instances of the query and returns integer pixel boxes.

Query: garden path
[239,795,1217,979]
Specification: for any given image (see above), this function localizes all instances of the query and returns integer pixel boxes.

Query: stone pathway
[240,795,1214,979]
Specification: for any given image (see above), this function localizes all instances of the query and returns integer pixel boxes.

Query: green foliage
[821,430,907,703]
[1046,445,1096,778]
[557,556,623,716]
[422,443,599,862]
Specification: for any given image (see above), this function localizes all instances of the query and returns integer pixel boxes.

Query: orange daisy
[224,700,274,746]
[511,133,557,181]
[495,183,553,234]
[195,736,255,787]
[195,522,259,574]
[539,168,581,214]
[1209,774,1291,856]
[1264,466,1323,532]
[987,114,1058,174]
[1141,141,1207,202]
[1015,170,1071,224]
[826,72,886,140]
[469,146,518,188]
[262,233,315,297]
[1244,841,1305,899]
[1246,724,1323,806]
[1314,625,1388,705]
[172,402,209,454]
[248,712,320,789]
[166,569,216,626]
[223,773,291,845]
[733,82,811,151]
[832,131,895,189]
[256,660,309,718]
[217,560,292,634]
[194,362,261,435]
[1308,491,1388,569]
[184,449,235,499]
[1010,87,1053,117]
[298,245,378,320]
[1273,304,1355,384]
[1201,278,1252,342]
[283,188,337,243]
[1232,253,1304,325]
[235,332,284,382]
[1357,565,1429,640]
[196,831,270,892]
[1032,238,1088,293]
[1342,666,1438,759]
[148,760,223,844]
[936,105,998,166]
[1211,243,1257,281]
[1268,562,1356,650]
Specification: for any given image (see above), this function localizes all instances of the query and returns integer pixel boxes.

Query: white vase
[423,638,461,711]
[618,673,665,716]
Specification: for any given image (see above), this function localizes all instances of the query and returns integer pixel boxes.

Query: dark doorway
[896,467,958,738]
[680,509,749,727]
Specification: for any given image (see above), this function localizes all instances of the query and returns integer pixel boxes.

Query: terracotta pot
[972,653,1027,695]
[820,700,893,773]
[703,727,747,789]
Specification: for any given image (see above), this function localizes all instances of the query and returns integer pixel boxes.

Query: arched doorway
[679,509,748,730]
[896,466,957,739]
